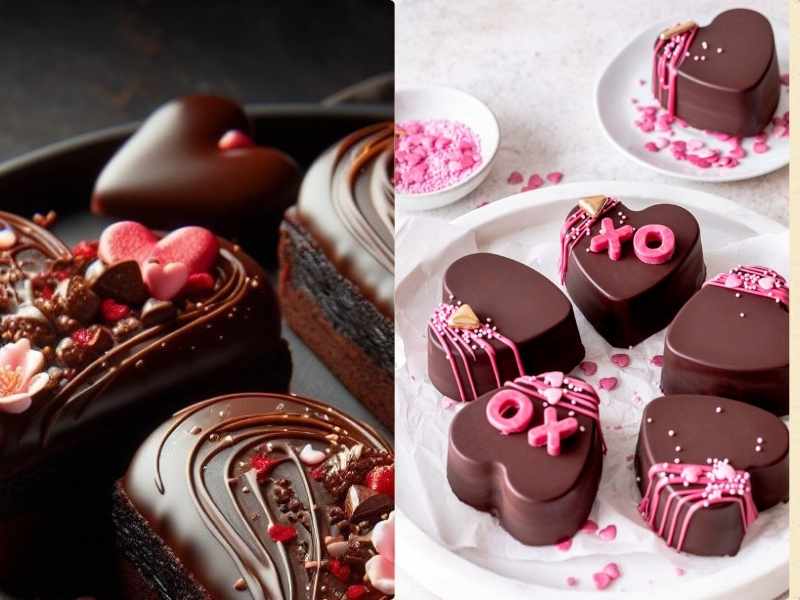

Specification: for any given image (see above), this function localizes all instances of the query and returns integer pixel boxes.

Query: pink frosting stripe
[704,265,789,308]
[638,459,758,552]
[428,303,524,402]
[558,197,620,284]
[652,25,698,116]
[504,374,606,453]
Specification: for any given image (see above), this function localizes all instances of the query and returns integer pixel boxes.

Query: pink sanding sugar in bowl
[394,119,483,194]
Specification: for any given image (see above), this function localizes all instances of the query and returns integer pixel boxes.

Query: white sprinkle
[674,458,681,464]
[579,425,586,432]
[701,41,708,50]
[757,437,764,444]
[646,417,653,423]
[717,47,723,53]
[715,406,722,414]
[700,56,706,61]
[693,55,699,61]
[736,293,741,298]
[668,429,675,437]
[755,445,762,452]
[675,445,682,452]
[739,312,745,318]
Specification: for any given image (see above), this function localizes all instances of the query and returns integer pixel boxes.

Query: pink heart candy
[610,354,630,368]
[593,573,612,590]
[598,524,617,541]
[543,387,564,404]
[599,377,618,391]
[542,371,564,387]
[99,221,158,266]
[579,361,598,376]
[724,274,742,288]
[603,562,621,579]
[142,261,189,301]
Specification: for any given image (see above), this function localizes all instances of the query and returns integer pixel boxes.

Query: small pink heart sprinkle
[526,174,544,189]
[675,567,686,576]
[546,171,563,184]
[556,537,572,551]
[593,572,612,590]
[686,139,704,151]
[507,171,523,185]
[543,387,564,404]
[579,361,598,376]
[599,377,618,391]
[651,355,664,367]
[729,146,746,159]
[598,525,617,541]
[644,142,659,153]
[603,563,621,579]
[610,354,630,368]
[581,519,598,534]
[753,141,769,154]
[566,576,579,587]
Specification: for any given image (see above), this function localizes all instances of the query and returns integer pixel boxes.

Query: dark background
[0,0,394,161]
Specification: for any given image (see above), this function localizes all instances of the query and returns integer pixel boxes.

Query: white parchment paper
[395,204,788,593]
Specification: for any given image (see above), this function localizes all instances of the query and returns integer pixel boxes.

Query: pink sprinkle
[546,171,564,184]
[593,573,612,590]
[527,174,544,189]
[655,137,670,149]
[675,567,686,576]
[581,519,599,534]
[579,361,598,376]
[507,171,523,185]
[566,576,579,587]
[603,563,621,579]
[644,142,659,153]
[599,377,618,391]
[651,355,664,367]
[729,146,746,159]
[598,525,617,541]
[753,141,769,154]
[610,354,630,368]
[686,139,704,151]
[556,537,572,551]
[780,73,790,86]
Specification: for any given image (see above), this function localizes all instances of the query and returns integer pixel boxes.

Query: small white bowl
[395,85,499,211]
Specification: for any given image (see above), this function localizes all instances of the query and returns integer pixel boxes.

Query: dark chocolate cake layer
[91,95,300,264]
[0,212,290,591]
[279,123,394,428]
[635,395,788,556]
[115,392,395,600]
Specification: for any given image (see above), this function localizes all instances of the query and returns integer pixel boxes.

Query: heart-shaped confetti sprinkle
[579,361,598,376]
[599,377,618,391]
[610,354,630,368]
[598,524,617,541]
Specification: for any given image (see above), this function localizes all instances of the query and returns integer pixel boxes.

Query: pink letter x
[589,218,633,260]
[528,406,578,456]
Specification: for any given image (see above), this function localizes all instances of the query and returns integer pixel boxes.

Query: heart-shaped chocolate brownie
[448,372,604,545]
[662,266,788,415]
[652,9,779,136]
[561,197,705,348]
[635,395,788,556]
[428,253,584,402]
[91,95,299,262]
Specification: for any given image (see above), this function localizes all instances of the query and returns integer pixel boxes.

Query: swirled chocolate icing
[0,212,287,486]
[290,122,394,315]
[120,392,394,599]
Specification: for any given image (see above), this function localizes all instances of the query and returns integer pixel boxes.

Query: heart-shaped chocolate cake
[428,253,584,402]
[0,211,290,589]
[652,9,780,136]
[91,95,300,263]
[560,196,705,348]
[635,395,788,556]
[661,266,788,415]
[448,372,604,545]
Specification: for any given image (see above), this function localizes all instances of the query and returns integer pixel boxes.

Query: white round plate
[595,17,789,183]
[397,181,787,600]
[395,85,500,211]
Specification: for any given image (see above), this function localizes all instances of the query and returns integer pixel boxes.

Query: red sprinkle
[251,454,281,481]
[329,559,352,582]
[579,361,598,376]
[267,523,297,543]
[556,537,572,551]
[610,354,630,368]
[100,298,130,322]
[40,286,54,300]
[364,464,394,497]
[598,525,617,541]
[566,576,579,587]
[71,328,94,348]
[599,377,618,391]
[310,465,326,481]
[507,171,524,185]
[522,173,544,191]
[651,355,664,367]
[218,130,255,150]
[603,562,621,579]
[593,572,612,590]
[581,519,599,534]
[346,585,369,599]
[546,171,563,184]
[72,240,99,260]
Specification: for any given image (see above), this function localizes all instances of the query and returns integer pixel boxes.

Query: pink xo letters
[590,219,675,265]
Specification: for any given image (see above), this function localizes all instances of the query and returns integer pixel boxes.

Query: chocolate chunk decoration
[652,9,780,136]
[140,298,177,327]
[561,199,705,348]
[55,277,99,323]
[448,373,603,545]
[635,395,788,556]
[344,485,393,525]
[661,266,788,415]
[428,253,584,402]
[85,260,148,305]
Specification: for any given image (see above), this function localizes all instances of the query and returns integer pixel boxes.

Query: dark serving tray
[0,102,391,600]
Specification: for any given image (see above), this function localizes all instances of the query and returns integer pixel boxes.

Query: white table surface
[395,1,788,598]
[396,0,788,228]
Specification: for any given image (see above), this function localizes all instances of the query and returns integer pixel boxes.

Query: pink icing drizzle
[505,373,606,453]
[638,458,758,552]
[485,389,533,434]
[558,197,620,284]
[704,265,789,308]
[653,25,699,117]
[428,302,525,402]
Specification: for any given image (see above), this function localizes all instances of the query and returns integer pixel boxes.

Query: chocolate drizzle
[126,393,393,600]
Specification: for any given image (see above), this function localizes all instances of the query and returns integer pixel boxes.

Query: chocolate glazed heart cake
[114,392,394,600]
[662,266,788,416]
[635,395,788,556]
[428,253,584,402]
[448,372,604,545]
[652,9,780,137]
[0,212,289,591]
[92,95,300,264]
[560,196,705,348]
